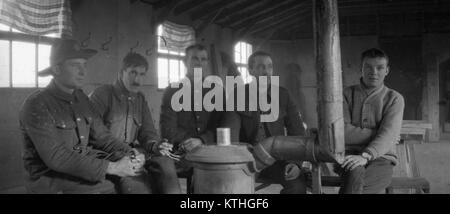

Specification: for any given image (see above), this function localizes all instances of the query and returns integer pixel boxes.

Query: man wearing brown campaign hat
[19,38,146,194]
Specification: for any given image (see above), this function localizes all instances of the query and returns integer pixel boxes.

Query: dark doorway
[439,59,450,138]
[379,37,424,120]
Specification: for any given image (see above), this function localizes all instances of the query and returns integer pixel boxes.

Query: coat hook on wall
[130,41,140,52]
[145,47,153,56]
[101,36,113,51]
[158,35,167,47]
[81,32,91,48]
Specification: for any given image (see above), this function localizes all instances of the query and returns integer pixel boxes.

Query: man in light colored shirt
[338,48,405,194]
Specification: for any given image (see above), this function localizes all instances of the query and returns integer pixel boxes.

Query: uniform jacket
[221,85,306,145]
[89,80,160,154]
[159,78,223,147]
[19,80,132,193]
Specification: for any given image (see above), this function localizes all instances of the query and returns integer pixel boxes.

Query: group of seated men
[19,38,404,194]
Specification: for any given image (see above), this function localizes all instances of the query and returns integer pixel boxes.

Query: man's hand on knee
[341,155,368,171]
[153,139,181,161]
[107,156,142,177]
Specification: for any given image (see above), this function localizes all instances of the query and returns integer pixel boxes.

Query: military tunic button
[76,118,81,122]
[197,127,201,131]
[80,136,85,139]
[62,124,66,128]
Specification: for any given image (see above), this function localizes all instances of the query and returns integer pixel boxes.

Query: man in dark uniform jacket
[160,44,222,151]
[159,44,223,185]
[221,51,309,194]
[90,52,181,194]
[20,39,144,194]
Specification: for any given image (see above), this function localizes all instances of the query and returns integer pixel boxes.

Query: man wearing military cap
[19,38,145,194]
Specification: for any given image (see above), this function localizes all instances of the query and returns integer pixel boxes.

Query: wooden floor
[414,140,450,194]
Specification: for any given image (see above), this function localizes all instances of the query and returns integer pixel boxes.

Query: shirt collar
[46,79,78,103]
[113,79,137,102]
[359,78,384,96]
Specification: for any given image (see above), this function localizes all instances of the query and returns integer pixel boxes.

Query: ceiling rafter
[190,0,240,21]
[249,8,311,35]
[218,0,286,26]
[214,0,267,23]
[173,0,209,16]
[217,0,282,26]
[141,0,172,9]
[252,15,310,38]
[234,0,311,31]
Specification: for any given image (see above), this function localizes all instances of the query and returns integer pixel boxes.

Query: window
[156,24,186,89]
[234,41,253,84]
[0,23,58,88]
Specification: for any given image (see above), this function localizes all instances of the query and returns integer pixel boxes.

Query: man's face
[361,57,389,88]
[121,66,147,92]
[55,58,87,89]
[249,55,273,85]
[185,49,209,78]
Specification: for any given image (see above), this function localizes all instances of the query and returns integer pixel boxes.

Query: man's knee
[362,159,394,194]
[146,156,182,194]
[281,174,308,194]
[339,166,366,194]
[118,174,152,194]
[343,166,366,180]
[148,156,175,166]
[146,156,177,172]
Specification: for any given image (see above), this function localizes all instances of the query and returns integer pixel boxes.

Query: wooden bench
[300,176,430,194]
[401,120,432,142]
[255,169,431,194]
[396,120,432,193]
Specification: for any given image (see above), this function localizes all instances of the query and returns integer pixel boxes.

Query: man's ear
[386,66,390,76]
[248,66,254,76]
[51,65,61,76]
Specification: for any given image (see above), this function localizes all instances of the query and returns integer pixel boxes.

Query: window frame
[0,27,57,88]
[234,41,253,84]
[155,24,189,90]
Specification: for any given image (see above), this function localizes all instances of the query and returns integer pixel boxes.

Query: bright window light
[157,24,188,89]
[234,41,253,84]
[0,23,56,88]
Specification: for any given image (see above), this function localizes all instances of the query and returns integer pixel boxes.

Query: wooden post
[313,0,345,162]
[423,54,440,142]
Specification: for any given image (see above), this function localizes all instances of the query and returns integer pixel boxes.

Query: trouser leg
[146,156,182,194]
[258,161,308,194]
[26,174,118,194]
[339,165,365,194]
[116,173,152,194]
[361,158,394,194]
[338,158,394,194]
